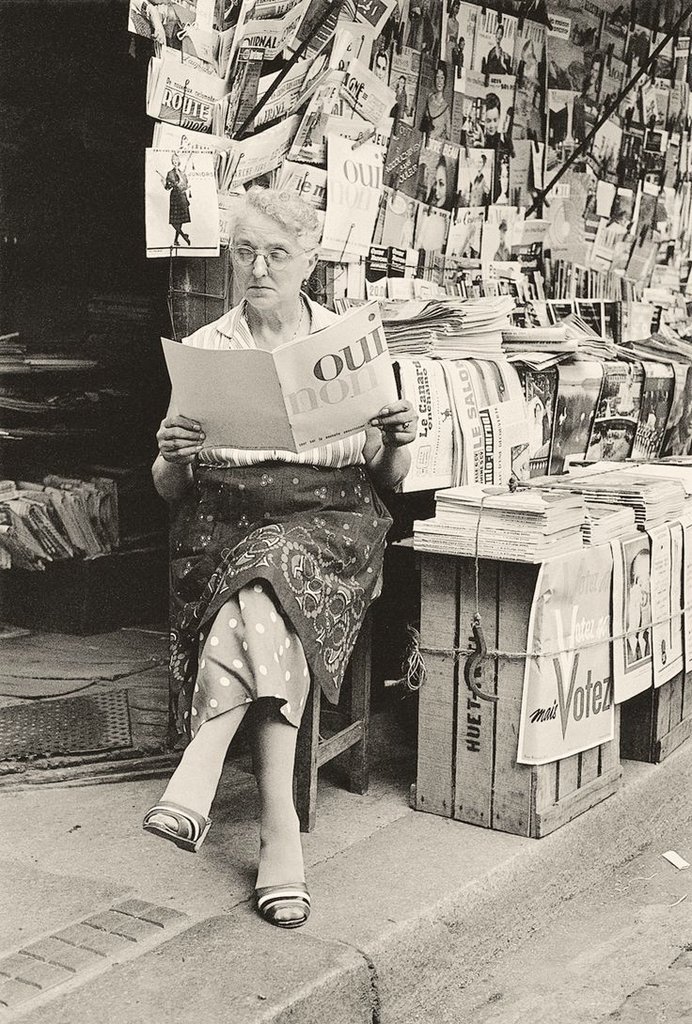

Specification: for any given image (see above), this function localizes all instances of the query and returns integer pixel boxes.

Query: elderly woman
[143,188,417,929]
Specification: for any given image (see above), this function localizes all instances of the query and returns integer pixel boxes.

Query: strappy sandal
[255,883,311,929]
[142,801,212,853]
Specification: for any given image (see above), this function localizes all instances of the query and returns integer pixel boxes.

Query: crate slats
[416,553,622,839]
[414,554,459,818]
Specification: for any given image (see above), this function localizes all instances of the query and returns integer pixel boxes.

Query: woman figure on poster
[493,218,511,260]
[142,188,417,930]
[164,152,191,248]
[494,154,510,204]
[420,63,452,140]
[425,154,451,208]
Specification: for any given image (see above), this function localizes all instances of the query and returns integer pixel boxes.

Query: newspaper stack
[502,323,577,357]
[413,485,586,563]
[380,297,514,359]
[551,467,687,529]
[581,502,637,546]
[0,477,119,570]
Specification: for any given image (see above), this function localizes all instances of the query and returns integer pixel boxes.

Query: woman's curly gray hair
[234,186,322,249]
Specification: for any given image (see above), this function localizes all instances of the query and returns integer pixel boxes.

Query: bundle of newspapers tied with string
[413,483,587,563]
[0,476,119,570]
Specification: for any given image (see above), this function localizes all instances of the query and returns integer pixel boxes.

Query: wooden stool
[294,614,372,832]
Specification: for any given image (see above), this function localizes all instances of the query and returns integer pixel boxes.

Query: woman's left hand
[369,400,418,448]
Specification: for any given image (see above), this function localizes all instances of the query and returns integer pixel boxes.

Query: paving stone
[6,958,71,993]
[53,924,130,959]
[115,899,188,929]
[0,978,39,1008]
[20,938,103,975]
[0,954,37,981]
[85,911,159,943]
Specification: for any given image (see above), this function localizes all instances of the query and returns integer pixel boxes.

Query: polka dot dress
[189,578,311,736]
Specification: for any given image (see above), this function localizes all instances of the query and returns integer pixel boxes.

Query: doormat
[0,690,132,759]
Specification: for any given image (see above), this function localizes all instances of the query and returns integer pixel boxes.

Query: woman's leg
[251,701,304,890]
[156,702,249,821]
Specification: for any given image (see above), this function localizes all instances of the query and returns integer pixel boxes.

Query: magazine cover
[519,365,558,478]
[322,136,384,259]
[456,147,493,205]
[417,137,459,210]
[473,7,516,76]
[549,360,603,473]
[611,533,654,703]
[389,46,422,126]
[585,361,644,462]
[630,362,675,461]
[145,149,220,257]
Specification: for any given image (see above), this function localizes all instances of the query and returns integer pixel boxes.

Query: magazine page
[271,301,398,450]
[517,544,615,765]
[145,149,220,257]
[162,341,294,450]
[322,136,384,260]
[611,535,654,703]
[397,357,455,491]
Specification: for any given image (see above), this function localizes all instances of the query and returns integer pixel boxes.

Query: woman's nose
[252,253,269,278]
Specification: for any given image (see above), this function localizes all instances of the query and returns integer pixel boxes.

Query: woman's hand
[369,400,418,448]
[156,414,205,465]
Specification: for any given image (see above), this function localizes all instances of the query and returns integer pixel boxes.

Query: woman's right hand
[156,414,205,465]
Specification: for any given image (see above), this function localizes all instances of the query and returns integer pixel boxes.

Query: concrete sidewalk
[0,704,690,1024]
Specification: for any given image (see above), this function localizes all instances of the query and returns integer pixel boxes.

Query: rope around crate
[403,482,691,693]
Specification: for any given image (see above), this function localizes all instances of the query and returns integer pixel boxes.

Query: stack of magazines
[551,467,687,528]
[380,297,514,359]
[581,501,638,546]
[413,485,586,563]
[0,476,119,571]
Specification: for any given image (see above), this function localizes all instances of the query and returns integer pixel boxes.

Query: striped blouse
[183,295,367,468]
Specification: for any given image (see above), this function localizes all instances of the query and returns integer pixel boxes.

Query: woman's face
[433,163,447,206]
[172,153,180,167]
[231,211,315,315]
[435,68,445,92]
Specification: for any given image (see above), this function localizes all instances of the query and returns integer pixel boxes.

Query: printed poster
[518,545,615,765]
[681,512,692,673]
[611,534,654,703]
[145,149,220,258]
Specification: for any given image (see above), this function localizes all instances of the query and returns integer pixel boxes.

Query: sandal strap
[256,883,311,913]
[144,802,211,840]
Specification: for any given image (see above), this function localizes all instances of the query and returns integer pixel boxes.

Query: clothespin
[352,125,376,149]
[629,0,636,33]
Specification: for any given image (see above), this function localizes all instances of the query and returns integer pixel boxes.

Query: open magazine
[162,302,398,452]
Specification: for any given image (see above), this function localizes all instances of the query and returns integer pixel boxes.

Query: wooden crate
[413,553,621,838]
[620,671,691,763]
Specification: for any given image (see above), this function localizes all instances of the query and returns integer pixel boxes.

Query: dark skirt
[168,186,190,230]
[169,462,393,739]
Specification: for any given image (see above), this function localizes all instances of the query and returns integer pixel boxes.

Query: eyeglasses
[230,245,313,270]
